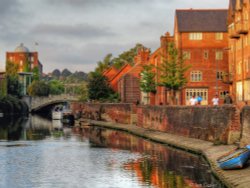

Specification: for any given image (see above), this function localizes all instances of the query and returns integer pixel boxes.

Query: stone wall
[71,102,135,124]
[137,105,240,144]
[240,106,250,146]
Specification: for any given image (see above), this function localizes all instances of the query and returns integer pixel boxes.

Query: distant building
[6,43,43,95]
[6,43,43,77]
[118,48,150,103]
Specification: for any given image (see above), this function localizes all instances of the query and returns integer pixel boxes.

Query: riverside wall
[72,102,243,144]
[240,106,250,146]
[71,102,136,124]
[137,105,241,144]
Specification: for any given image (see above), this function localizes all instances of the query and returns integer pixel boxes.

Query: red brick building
[149,32,174,105]
[104,64,132,92]
[6,43,43,77]
[174,9,229,105]
[118,48,150,103]
[228,0,250,104]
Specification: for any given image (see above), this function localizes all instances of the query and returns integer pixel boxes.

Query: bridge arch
[23,95,78,112]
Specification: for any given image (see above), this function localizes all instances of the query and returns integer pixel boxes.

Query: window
[220,91,229,99]
[190,71,202,82]
[183,51,191,60]
[185,88,208,105]
[236,82,243,101]
[189,33,202,40]
[20,60,23,66]
[204,50,209,60]
[215,33,223,40]
[217,71,223,80]
[31,56,34,62]
[215,51,223,60]
[10,56,13,61]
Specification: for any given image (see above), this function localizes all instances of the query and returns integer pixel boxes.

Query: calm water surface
[0,115,225,188]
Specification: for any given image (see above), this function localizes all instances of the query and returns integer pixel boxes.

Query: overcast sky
[0,0,228,73]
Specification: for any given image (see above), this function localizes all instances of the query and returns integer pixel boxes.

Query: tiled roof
[176,9,228,32]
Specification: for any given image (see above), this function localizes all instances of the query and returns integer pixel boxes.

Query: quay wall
[137,105,240,144]
[241,106,250,146]
[71,102,241,144]
[71,102,135,124]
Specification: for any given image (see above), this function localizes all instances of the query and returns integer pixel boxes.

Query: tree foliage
[94,43,147,73]
[140,64,156,93]
[158,43,190,90]
[95,53,113,74]
[27,80,50,96]
[32,67,39,81]
[48,80,64,95]
[87,71,115,100]
[6,61,23,97]
[158,43,190,104]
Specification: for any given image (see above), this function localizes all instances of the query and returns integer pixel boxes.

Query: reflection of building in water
[85,127,219,188]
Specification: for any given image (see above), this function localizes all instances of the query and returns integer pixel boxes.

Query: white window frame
[190,71,202,82]
[215,33,223,40]
[185,88,208,105]
[189,33,202,40]
[215,51,223,60]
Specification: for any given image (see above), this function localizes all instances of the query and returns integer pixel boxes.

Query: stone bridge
[23,94,78,112]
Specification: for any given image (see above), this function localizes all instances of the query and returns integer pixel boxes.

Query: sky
[0,0,228,73]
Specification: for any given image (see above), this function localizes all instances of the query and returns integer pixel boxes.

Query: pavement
[76,119,250,188]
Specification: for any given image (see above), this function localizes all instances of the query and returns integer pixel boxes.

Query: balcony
[236,20,249,34]
[228,24,240,39]
[222,72,233,84]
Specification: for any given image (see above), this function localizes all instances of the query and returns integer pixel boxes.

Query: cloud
[31,23,116,39]
[48,0,153,8]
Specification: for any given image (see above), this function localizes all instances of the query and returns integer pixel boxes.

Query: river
[0,115,225,188]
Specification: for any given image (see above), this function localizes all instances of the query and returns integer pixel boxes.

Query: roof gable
[110,64,132,82]
[176,9,228,32]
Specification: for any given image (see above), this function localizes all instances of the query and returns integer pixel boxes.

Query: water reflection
[0,115,64,141]
[76,126,224,188]
[0,116,225,188]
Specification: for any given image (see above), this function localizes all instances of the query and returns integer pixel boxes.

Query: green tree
[158,43,190,105]
[27,80,50,96]
[95,53,113,73]
[140,64,156,104]
[48,80,64,95]
[140,64,156,93]
[76,83,88,102]
[112,43,146,69]
[6,61,23,97]
[87,71,114,100]
[32,67,40,81]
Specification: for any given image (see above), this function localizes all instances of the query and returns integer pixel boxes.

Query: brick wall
[72,103,135,124]
[137,105,240,144]
[240,106,250,146]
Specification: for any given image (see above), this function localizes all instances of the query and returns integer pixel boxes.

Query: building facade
[174,9,230,105]
[228,0,250,104]
[6,43,43,77]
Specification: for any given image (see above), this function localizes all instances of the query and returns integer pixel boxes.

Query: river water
[0,115,225,188]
